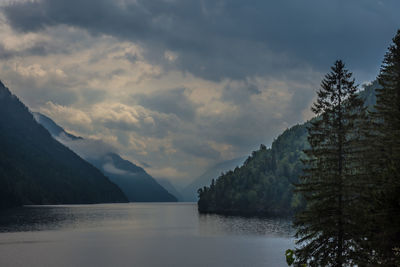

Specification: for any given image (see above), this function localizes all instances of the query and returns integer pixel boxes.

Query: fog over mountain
[0,0,399,183]
[0,81,127,208]
[182,157,246,202]
[34,112,177,202]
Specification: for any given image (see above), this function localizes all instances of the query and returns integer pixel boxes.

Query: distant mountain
[156,178,184,201]
[34,113,177,202]
[181,157,246,202]
[89,153,177,202]
[359,80,380,111]
[0,81,127,209]
[198,81,380,216]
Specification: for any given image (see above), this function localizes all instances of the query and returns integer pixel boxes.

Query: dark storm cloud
[2,0,400,180]
[135,88,199,120]
[3,0,400,81]
[221,81,261,105]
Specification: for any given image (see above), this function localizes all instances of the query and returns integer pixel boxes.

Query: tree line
[199,29,400,265]
[292,29,400,266]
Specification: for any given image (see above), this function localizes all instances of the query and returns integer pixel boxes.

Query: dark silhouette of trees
[294,60,369,266]
[198,127,308,216]
[365,29,400,265]
[0,81,127,208]
[197,29,400,265]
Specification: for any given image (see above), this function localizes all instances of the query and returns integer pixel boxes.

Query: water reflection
[0,203,294,267]
[0,203,293,237]
[198,213,293,237]
[0,204,131,232]
[0,206,75,232]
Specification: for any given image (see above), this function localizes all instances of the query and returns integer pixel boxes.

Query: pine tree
[294,60,368,266]
[367,29,400,264]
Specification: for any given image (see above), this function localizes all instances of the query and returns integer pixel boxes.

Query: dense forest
[182,157,246,202]
[198,125,307,216]
[0,81,128,209]
[197,81,378,216]
[199,29,400,265]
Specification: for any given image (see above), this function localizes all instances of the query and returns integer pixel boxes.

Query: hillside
[89,153,177,202]
[181,157,246,202]
[156,178,184,201]
[34,113,177,202]
[0,81,127,209]
[198,126,308,216]
[198,81,379,216]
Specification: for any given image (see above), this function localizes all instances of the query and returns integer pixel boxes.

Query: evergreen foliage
[293,60,369,266]
[366,29,400,264]
[198,124,308,216]
[182,157,246,202]
[196,29,400,266]
[197,82,379,218]
[0,81,128,209]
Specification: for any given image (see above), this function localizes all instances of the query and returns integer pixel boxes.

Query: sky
[0,0,399,186]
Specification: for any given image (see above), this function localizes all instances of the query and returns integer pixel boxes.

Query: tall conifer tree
[294,60,368,266]
[368,29,400,264]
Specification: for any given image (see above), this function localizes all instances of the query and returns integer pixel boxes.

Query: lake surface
[0,203,294,267]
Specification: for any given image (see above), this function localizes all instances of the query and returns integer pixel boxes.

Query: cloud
[102,162,128,175]
[90,102,182,139]
[221,80,261,105]
[146,166,189,181]
[40,102,92,130]
[1,0,399,183]
[172,136,221,159]
[56,133,118,159]
[3,0,400,81]
[135,88,199,120]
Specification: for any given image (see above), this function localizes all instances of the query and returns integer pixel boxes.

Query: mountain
[359,80,379,110]
[0,81,127,209]
[89,153,177,202]
[156,178,184,201]
[198,81,379,216]
[33,112,82,140]
[181,157,246,202]
[34,113,177,202]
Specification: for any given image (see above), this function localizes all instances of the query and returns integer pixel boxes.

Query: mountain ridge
[181,157,246,202]
[0,80,128,209]
[33,112,177,202]
[197,81,379,216]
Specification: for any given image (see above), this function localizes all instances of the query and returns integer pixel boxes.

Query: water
[0,203,294,267]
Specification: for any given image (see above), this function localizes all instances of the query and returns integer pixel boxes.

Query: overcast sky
[0,0,399,185]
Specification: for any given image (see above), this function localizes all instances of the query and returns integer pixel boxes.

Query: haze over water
[0,203,293,267]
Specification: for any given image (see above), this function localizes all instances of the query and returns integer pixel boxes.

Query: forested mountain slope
[34,113,177,202]
[89,153,177,202]
[182,157,246,202]
[198,81,379,216]
[0,81,127,209]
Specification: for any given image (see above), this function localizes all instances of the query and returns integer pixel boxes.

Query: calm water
[0,203,294,267]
